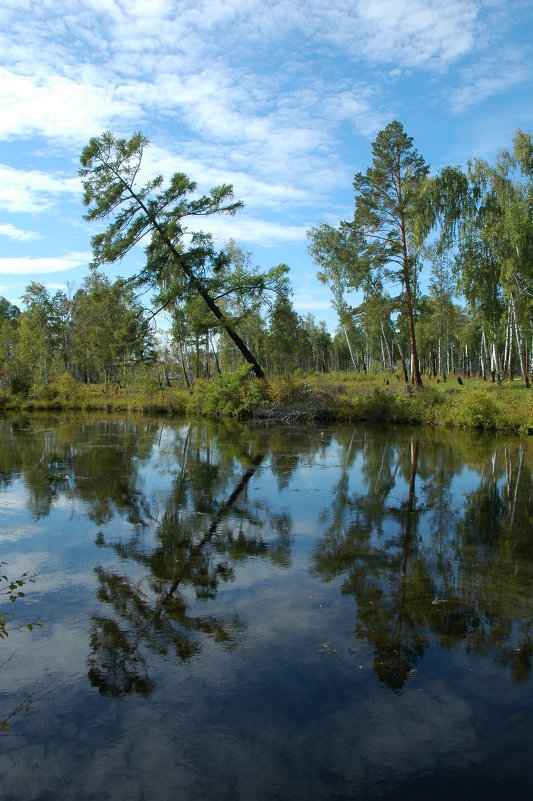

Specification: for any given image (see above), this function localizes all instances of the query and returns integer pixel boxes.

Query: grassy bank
[1,368,532,434]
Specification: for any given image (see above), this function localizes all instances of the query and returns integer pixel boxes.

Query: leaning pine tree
[79,131,265,378]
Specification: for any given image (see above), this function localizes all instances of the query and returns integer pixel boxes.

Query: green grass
[1,370,532,434]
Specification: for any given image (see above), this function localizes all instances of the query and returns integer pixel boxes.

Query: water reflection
[2,415,533,799]
[311,430,533,690]
[88,436,269,696]
[2,417,533,695]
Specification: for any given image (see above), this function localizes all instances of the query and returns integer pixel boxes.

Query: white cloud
[0,223,39,241]
[0,67,141,144]
[187,215,308,247]
[0,252,91,275]
[347,0,481,68]
[449,55,531,112]
[0,163,80,213]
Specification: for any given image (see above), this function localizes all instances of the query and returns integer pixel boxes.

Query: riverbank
[1,369,532,434]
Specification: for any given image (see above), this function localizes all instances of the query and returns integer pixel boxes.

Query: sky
[0,0,532,331]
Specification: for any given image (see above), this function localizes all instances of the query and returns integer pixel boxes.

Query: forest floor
[1,369,532,434]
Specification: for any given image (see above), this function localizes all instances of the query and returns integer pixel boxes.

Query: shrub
[10,371,32,397]
[267,373,301,405]
[453,387,499,430]
[187,365,260,418]
[28,381,58,402]
[53,372,83,406]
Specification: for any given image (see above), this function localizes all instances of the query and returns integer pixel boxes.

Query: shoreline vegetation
[1,368,531,435]
[3,125,533,436]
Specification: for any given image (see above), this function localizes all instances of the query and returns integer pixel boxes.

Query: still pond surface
[1,414,532,800]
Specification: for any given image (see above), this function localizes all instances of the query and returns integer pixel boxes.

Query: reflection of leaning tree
[89,426,293,696]
[312,432,533,689]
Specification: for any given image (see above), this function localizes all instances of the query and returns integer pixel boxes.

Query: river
[1,414,532,800]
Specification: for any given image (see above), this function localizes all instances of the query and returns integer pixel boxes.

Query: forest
[0,122,532,416]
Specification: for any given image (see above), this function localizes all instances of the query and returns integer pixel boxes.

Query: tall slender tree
[79,131,265,378]
[349,121,430,387]
[310,121,430,386]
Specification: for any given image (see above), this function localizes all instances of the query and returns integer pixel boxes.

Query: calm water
[1,414,533,800]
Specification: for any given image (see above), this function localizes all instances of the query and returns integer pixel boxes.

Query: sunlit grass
[1,369,532,434]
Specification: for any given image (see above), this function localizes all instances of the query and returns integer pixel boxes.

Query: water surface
[1,415,532,800]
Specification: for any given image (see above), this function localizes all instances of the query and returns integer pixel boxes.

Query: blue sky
[0,0,532,331]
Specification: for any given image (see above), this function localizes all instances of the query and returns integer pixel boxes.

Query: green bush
[53,372,83,405]
[187,365,260,418]
[360,386,397,422]
[10,371,32,397]
[28,381,58,402]
[267,373,301,405]
[453,387,499,430]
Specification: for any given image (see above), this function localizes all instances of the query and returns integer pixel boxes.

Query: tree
[267,295,301,374]
[351,122,430,386]
[79,131,265,378]
[0,298,20,391]
[70,272,154,384]
[310,122,430,386]
[16,282,63,387]
[307,223,360,370]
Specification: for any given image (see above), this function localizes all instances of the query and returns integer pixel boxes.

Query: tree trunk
[205,332,211,379]
[342,323,359,371]
[510,293,530,387]
[399,214,422,388]
[179,342,190,388]
[117,175,266,379]
[209,335,221,375]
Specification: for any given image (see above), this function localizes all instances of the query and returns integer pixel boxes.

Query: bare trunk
[381,322,392,370]
[209,335,222,375]
[179,343,190,388]
[343,323,359,371]
[205,332,211,379]
[510,293,530,387]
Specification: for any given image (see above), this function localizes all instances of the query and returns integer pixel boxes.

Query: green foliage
[453,387,500,430]
[53,372,83,405]
[0,565,40,640]
[186,365,261,417]
[10,369,32,397]
[28,381,59,402]
[80,130,266,378]
[267,373,302,405]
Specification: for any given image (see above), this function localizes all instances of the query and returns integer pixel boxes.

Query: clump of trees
[1,123,532,398]
[309,121,533,387]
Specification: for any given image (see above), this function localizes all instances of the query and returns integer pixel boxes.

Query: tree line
[1,123,532,395]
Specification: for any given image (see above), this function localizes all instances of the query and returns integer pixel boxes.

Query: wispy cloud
[0,67,142,144]
[0,223,40,241]
[0,164,80,213]
[449,52,531,112]
[186,215,309,247]
[0,251,90,275]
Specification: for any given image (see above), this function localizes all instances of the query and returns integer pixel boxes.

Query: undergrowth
[1,369,532,434]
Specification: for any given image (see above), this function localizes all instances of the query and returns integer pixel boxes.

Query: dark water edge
[1,413,532,800]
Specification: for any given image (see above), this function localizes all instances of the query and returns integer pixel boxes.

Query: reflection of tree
[315,437,431,690]
[313,430,533,690]
[1,416,299,697]
[88,425,294,696]
[0,415,158,522]
[268,428,332,491]
[448,443,533,684]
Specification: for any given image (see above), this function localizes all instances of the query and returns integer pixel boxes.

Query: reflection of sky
[1,421,533,800]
